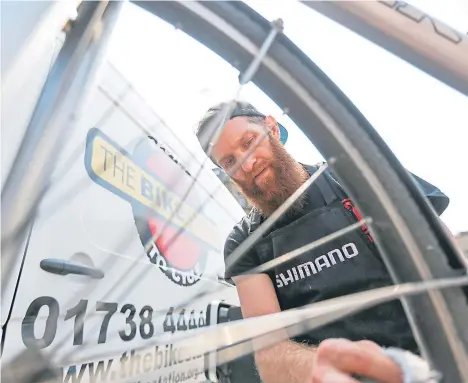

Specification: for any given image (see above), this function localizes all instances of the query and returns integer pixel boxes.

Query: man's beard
[233,135,309,217]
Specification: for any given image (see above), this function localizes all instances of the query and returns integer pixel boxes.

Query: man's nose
[241,153,256,173]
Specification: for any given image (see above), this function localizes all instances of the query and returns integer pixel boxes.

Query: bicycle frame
[304,1,468,97]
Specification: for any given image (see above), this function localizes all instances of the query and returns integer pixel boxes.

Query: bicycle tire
[133,1,468,381]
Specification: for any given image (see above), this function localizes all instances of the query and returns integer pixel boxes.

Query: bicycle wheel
[2,1,467,382]
[135,1,468,380]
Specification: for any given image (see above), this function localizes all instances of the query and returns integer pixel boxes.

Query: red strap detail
[342,198,374,243]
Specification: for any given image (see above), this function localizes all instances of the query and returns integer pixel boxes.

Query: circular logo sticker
[131,138,212,287]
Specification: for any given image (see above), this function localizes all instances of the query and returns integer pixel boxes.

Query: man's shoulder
[303,161,344,193]
[223,208,265,279]
[303,161,337,181]
[306,161,339,176]
[303,161,323,173]
[224,208,262,258]
[227,207,262,242]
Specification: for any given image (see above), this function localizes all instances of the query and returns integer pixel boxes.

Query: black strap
[315,173,339,205]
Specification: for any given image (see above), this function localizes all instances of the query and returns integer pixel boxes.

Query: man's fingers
[317,339,402,383]
[355,340,385,353]
[320,370,360,383]
[312,362,361,383]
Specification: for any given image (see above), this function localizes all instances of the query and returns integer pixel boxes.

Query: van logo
[84,128,217,286]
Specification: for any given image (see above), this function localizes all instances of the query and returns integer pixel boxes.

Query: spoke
[209,276,468,369]
[204,18,284,158]
[106,161,328,333]
[239,18,284,85]
[79,128,272,309]
[109,61,208,169]
[1,1,118,291]
[80,15,286,315]
[55,84,134,180]
[147,17,285,254]
[225,162,329,273]
[43,17,286,360]
[247,217,371,275]
[55,275,468,368]
[4,83,135,247]
[53,135,271,361]
[98,158,328,343]
[21,79,241,239]
[1,1,109,244]
[34,95,269,359]
[34,84,179,219]
[158,159,327,281]
[43,108,272,359]
[108,125,271,291]
[363,220,434,367]
[155,127,272,252]
[56,219,371,360]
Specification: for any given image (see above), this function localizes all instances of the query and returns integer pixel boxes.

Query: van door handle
[40,258,104,279]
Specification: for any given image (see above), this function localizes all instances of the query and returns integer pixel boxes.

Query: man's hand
[233,274,404,383]
[311,339,402,383]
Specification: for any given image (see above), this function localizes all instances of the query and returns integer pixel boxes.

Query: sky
[105,0,468,234]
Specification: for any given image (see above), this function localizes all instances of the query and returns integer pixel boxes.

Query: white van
[1,3,251,382]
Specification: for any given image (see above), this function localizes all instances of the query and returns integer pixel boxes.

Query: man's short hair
[195,100,288,155]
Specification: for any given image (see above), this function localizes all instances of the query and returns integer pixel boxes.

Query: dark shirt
[223,163,450,350]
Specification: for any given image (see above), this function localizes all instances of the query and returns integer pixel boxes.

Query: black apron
[253,174,418,352]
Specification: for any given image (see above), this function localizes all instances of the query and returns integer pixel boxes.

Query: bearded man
[195,101,449,383]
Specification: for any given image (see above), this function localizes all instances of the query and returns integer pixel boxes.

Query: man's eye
[225,158,235,169]
[244,137,254,148]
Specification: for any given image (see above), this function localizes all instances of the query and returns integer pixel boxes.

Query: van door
[2,60,241,383]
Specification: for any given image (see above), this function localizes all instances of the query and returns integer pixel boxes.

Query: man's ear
[264,115,280,140]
